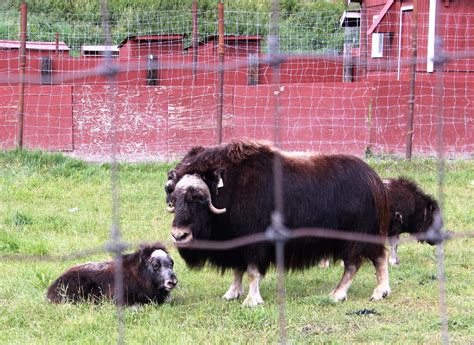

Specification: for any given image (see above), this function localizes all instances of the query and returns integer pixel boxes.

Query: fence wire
[99,1,126,343]
[1,2,473,344]
[434,35,449,345]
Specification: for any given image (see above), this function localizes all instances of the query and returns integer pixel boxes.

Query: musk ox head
[385,178,443,245]
[169,174,226,244]
[140,244,178,292]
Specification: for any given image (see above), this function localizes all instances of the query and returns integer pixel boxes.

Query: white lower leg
[222,269,244,300]
[242,265,264,307]
[389,235,400,266]
[329,261,361,302]
[371,249,391,300]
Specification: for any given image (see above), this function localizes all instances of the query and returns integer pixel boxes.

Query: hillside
[0,0,346,53]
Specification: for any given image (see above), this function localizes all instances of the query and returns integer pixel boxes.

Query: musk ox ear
[215,168,225,188]
[395,211,403,224]
[208,168,225,194]
[428,201,439,212]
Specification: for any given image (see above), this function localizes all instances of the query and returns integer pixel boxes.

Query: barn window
[371,33,384,58]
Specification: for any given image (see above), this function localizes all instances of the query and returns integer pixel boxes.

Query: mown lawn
[0,150,473,344]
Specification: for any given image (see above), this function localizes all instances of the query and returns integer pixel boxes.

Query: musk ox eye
[151,261,161,270]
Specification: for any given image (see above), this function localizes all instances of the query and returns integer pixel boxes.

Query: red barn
[185,35,262,59]
[0,39,70,60]
[349,0,474,80]
[118,35,186,60]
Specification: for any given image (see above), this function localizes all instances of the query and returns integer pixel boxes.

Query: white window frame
[427,0,437,72]
[371,32,384,58]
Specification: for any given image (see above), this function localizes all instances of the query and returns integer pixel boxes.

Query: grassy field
[0,149,473,344]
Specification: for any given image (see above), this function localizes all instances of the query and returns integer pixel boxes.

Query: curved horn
[166,203,175,213]
[208,200,226,214]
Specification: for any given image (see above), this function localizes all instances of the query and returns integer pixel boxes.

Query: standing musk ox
[47,242,178,305]
[318,177,443,268]
[166,140,391,306]
[383,177,442,266]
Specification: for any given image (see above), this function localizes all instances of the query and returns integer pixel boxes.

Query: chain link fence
[1,0,474,343]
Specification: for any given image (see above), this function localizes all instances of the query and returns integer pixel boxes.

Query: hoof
[389,257,400,266]
[242,295,264,307]
[329,291,347,302]
[370,287,391,301]
[222,289,243,301]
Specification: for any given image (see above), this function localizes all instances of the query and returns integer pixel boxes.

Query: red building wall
[0,85,72,151]
[0,23,472,159]
[2,80,472,159]
[360,0,474,78]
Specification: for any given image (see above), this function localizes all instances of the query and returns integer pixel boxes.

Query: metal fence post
[216,0,225,144]
[16,0,27,150]
[406,0,419,160]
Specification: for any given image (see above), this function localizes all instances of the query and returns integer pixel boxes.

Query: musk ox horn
[208,201,226,214]
[166,203,175,213]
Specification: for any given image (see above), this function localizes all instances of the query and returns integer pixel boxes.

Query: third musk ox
[47,242,177,305]
[166,140,391,306]
[384,177,442,266]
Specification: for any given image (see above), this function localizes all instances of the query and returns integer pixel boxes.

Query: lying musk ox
[47,242,177,305]
[384,177,441,266]
[165,140,391,306]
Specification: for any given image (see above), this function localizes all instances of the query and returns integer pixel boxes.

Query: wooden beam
[367,0,395,35]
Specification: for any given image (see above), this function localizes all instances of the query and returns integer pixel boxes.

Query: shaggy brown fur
[166,140,391,304]
[47,242,177,305]
[384,177,441,265]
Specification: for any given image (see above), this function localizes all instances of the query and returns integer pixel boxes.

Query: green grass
[1,149,473,344]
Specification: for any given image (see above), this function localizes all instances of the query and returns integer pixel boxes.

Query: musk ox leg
[318,258,330,268]
[329,260,362,302]
[242,265,264,307]
[388,235,400,266]
[222,269,244,301]
[370,248,391,301]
